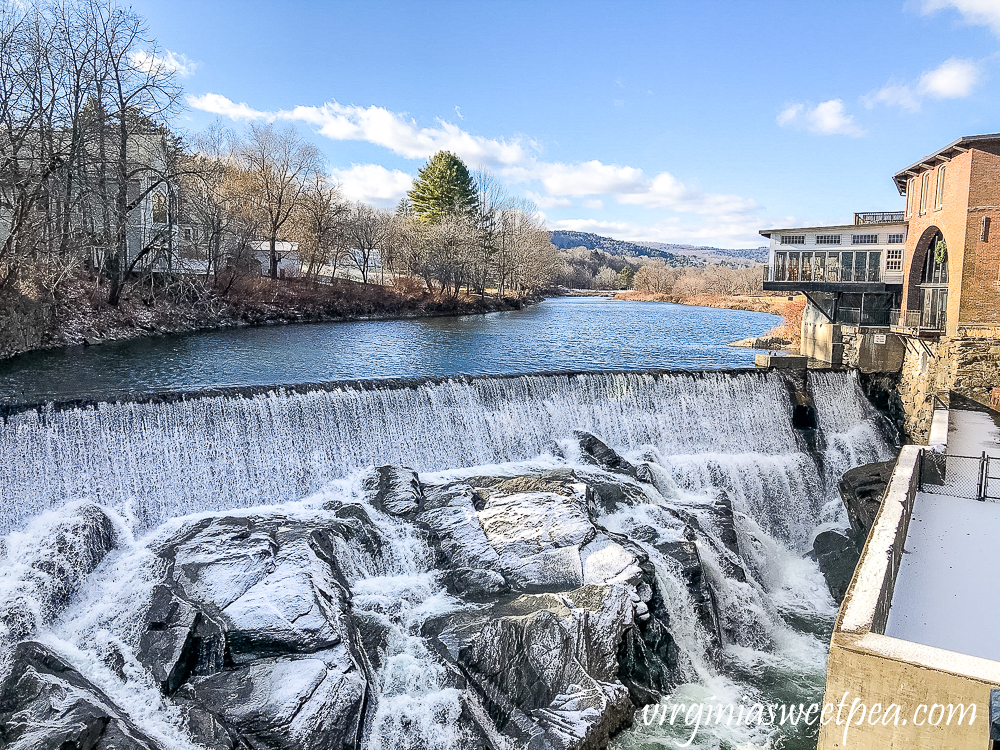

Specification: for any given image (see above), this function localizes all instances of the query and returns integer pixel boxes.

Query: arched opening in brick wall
[904,226,943,311]
[903,225,950,330]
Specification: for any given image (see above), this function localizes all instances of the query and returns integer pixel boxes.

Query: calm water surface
[0,296,780,403]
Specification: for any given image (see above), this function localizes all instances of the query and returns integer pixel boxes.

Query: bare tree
[345,202,391,284]
[292,173,348,282]
[236,123,322,279]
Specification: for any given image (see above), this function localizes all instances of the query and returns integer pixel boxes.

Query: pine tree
[407,151,478,223]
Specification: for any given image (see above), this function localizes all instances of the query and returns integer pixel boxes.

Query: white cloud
[508,161,757,217]
[864,83,923,111]
[525,191,572,209]
[188,93,263,119]
[919,57,980,97]
[776,104,803,126]
[188,92,765,242]
[921,0,1000,35]
[518,160,646,196]
[130,49,199,78]
[776,99,865,136]
[330,164,412,207]
[187,94,530,168]
[618,171,758,215]
[865,57,981,111]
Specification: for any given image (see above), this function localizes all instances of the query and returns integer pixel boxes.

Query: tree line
[550,245,764,296]
[0,0,557,311]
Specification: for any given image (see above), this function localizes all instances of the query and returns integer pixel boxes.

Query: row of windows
[907,165,946,217]
[772,251,883,283]
[779,233,904,246]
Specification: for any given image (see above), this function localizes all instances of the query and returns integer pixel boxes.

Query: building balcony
[854,211,905,225]
[762,261,902,294]
[890,308,947,334]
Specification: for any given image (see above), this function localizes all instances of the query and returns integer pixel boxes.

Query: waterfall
[0,368,895,750]
[3,370,812,535]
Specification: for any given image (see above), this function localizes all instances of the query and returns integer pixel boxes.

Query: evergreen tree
[618,265,635,289]
[407,151,478,222]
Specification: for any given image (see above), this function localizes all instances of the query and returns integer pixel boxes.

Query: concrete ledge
[754,354,808,369]
[929,408,950,452]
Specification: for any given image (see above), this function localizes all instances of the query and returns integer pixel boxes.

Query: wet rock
[574,431,640,479]
[812,529,860,604]
[139,584,225,694]
[617,615,680,705]
[839,460,895,540]
[431,585,640,750]
[133,514,377,750]
[362,465,423,516]
[177,652,367,750]
[0,640,164,750]
[0,503,118,641]
[419,482,643,596]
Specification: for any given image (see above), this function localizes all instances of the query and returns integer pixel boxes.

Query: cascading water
[0,368,895,750]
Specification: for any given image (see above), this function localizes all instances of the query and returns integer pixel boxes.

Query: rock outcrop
[0,503,118,641]
[0,457,782,750]
[811,459,895,603]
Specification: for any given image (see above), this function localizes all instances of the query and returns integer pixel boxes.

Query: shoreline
[0,275,540,361]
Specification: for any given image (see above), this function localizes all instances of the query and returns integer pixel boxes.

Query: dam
[0,367,895,749]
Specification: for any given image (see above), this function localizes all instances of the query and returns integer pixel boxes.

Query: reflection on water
[0,296,780,403]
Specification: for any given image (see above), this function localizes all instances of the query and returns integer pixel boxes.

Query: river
[0,298,877,750]
[0,296,779,403]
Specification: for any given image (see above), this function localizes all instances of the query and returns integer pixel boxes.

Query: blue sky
[130,0,1000,248]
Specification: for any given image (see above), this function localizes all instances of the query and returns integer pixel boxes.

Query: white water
[0,371,802,534]
[0,369,895,750]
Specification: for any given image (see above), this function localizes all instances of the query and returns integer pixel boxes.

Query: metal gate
[985,455,1000,501]
[918,450,1000,501]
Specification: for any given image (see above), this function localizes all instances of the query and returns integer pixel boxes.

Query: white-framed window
[886,248,903,272]
[935,166,945,210]
[906,178,915,217]
[852,234,878,245]
[920,172,930,215]
[888,233,904,244]
[816,234,841,245]
[780,235,805,245]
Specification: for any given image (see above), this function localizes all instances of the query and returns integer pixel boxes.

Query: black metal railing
[854,211,905,225]
[765,261,882,284]
[891,308,947,331]
[918,449,1000,501]
[837,307,893,327]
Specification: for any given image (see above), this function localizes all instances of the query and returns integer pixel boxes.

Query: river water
[0,296,779,403]
[0,298,882,750]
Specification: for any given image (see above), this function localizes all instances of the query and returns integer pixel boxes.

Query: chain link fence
[918,449,1000,501]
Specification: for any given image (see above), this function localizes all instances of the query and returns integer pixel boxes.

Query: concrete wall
[842,329,907,373]
[801,300,843,364]
[819,445,1000,749]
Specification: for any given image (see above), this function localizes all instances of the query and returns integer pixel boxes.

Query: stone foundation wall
[897,331,1000,443]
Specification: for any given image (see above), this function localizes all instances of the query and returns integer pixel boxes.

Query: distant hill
[549,231,700,267]
[549,230,767,267]
[637,241,769,266]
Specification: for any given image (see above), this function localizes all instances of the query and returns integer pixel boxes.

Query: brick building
[762,133,1000,438]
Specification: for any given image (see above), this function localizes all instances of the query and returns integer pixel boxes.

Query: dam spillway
[0,368,896,750]
[0,369,889,536]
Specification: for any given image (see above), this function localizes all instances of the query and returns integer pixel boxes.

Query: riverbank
[613,290,806,350]
[0,273,536,360]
